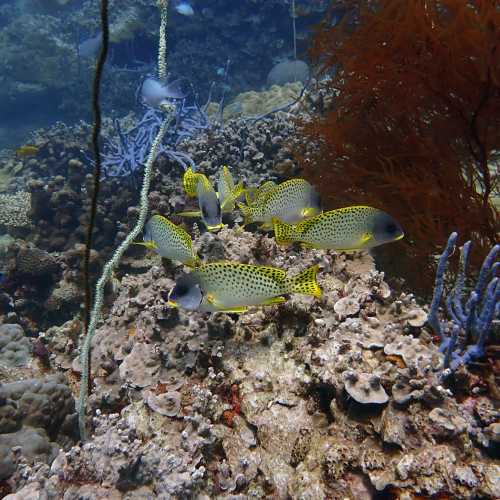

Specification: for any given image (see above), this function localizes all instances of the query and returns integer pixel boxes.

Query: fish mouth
[395,232,405,241]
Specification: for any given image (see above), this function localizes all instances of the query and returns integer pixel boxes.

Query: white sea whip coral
[78,0,170,440]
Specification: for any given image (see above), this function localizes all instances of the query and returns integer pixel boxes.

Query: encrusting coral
[297,0,500,290]
[7,226,499,498]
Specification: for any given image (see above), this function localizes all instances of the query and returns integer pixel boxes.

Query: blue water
[0,0,330,149]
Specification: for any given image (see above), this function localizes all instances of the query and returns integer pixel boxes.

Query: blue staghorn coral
[428,232,499,371]
[101,92,210,178]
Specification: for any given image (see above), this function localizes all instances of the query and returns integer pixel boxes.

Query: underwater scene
[0,0,499,498]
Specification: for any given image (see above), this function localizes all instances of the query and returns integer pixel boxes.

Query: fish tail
[288,264,322,298]
[187,255,202,268]
[237,202,254,226]
[232,181,246,200]
[272,217,302,246]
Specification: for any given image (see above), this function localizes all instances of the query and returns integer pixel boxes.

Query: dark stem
[469,71,491,209]
[83,0,109,396]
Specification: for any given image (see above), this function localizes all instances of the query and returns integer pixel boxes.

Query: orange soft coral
[298,0,499,289]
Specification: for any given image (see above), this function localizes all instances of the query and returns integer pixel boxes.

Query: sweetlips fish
[244,180,277,206]
[238,178,321,229]
[182,167,206,198]
[167,262,321,313]
[272,206,404,250]
[216,166,245,213]
[136,215,200,267]
[179,172,223,231]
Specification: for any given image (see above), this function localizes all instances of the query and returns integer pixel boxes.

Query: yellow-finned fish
[272,206,404,250]
[179,175,223,231]
[217,165,245,213]
[244,180,277,206]
[15,144,39,157]
[182,167,207,198]
[136,215,200,267]
[167,262,322,313]
[238,178,321,229]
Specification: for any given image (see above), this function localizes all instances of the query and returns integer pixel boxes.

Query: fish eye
[385,222,398,235]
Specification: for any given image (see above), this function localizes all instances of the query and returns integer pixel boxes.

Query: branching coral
[297,0,500,286]
[428,232,499,371]
[101,97,210,178]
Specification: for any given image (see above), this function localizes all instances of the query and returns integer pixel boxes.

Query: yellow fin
[133,241,157,250]
[261,296,287,306]
[217,307,249,313]
[186,255,202,268]
[289,264,322,298]
[272,217,303,245]
[206,293,247,313]
[237,202,254,226]
[177,210,202,218]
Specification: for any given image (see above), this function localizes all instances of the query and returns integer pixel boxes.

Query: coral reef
[0,374,78,482]
[2,226,498,498]
[0,192,31,231]
[222,82,303,120]
[0,324,31,368]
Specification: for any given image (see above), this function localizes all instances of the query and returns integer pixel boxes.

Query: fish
[272,206,404,250]
[244,180,277,206]
[174,0,194,16]
[216,166,245,213]
[179,175,223,231]
[15,144,39,157]
[136,215,200,267]
[167,262,321,313]
[238,178,321,229]
[78,34,101,58]
[182,166,206,198]
[140,77,184,108]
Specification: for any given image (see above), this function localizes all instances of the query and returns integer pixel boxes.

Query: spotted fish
[244,180,277,206]
[272,206,404,250]
[179,170,223,231]
[167,262,321,313]
[136,214,200,267]
[238,178,321,229]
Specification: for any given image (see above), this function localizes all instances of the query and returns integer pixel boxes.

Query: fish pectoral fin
[218,306,249,313]
[301,207,319,218]
[133,241,157,249]
[206,293,248,313]
[262,296,287,306]
[177,210,202,217]
[360,232,373,244]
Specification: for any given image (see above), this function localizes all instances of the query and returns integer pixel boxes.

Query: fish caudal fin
[272,217,303,246]
[237,203,254,226]
[288,265,322,298]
